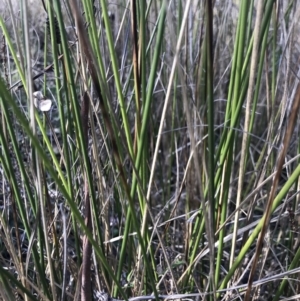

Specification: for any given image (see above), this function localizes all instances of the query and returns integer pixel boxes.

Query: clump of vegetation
[1,0,300,301]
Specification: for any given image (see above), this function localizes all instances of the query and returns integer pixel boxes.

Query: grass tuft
[1,1,300,300]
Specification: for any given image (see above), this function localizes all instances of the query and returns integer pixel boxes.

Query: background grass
[1,0,300,300]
